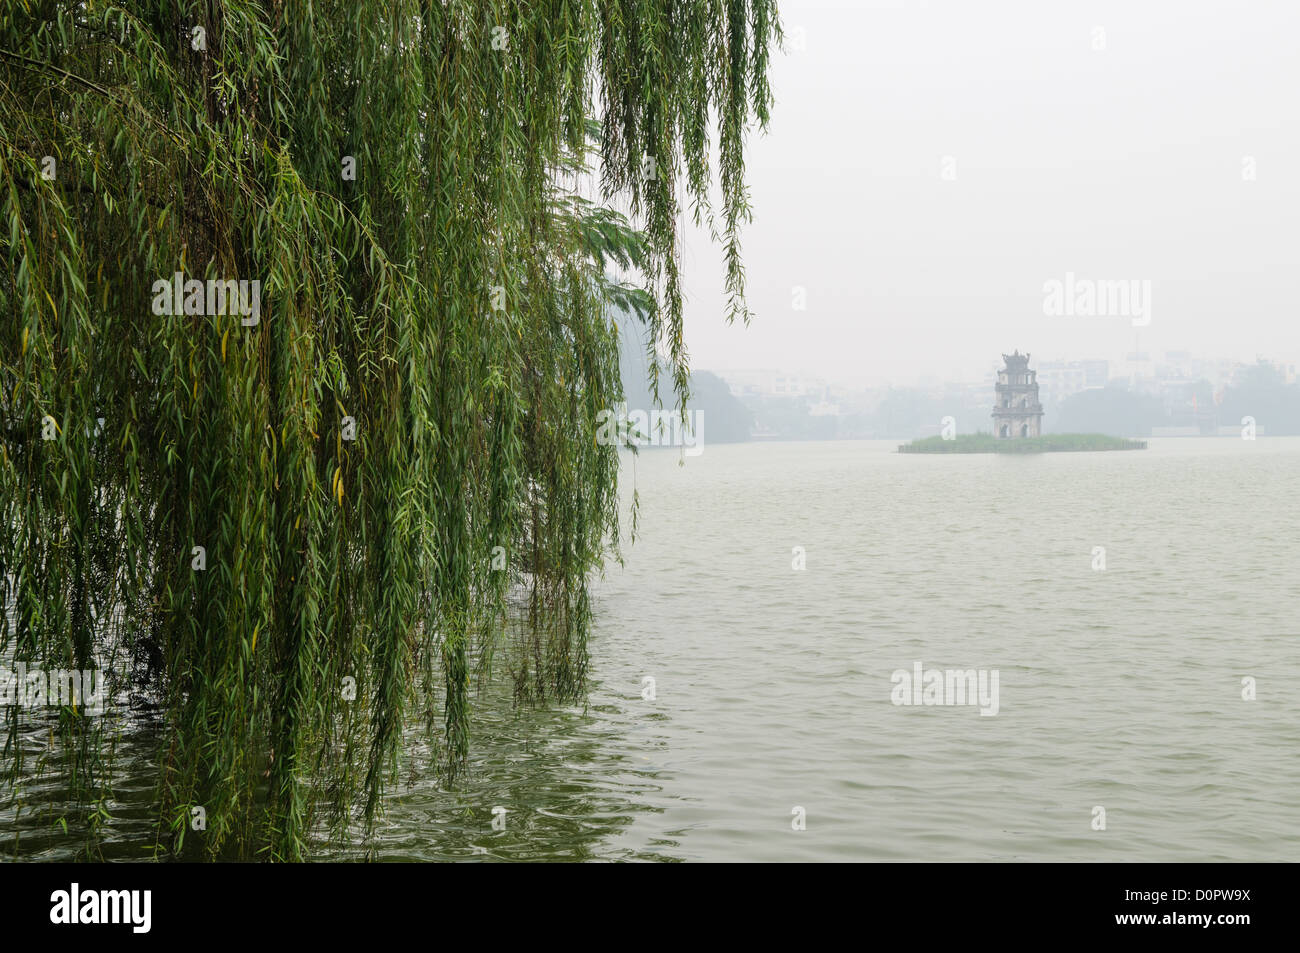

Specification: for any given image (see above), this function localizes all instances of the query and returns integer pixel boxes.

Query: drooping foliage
[0,1,778,859]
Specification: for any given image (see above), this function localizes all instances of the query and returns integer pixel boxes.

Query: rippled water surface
[6,438,1299,861]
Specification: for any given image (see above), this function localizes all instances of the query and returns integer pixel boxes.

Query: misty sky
[677,0,1300,386]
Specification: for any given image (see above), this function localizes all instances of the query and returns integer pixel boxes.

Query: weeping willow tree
[0,1,778,860]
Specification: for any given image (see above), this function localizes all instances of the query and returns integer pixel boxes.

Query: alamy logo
[0,663,106,715]
[595,403,704,456]
[50,883,151,933]
[1042,272,1151,326]
[890,661,1000,716]
[151,272,261,325]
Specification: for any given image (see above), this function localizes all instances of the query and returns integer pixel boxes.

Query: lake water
[5,438,1299,861]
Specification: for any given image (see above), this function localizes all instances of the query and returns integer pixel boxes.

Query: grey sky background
[677,0,1300,386]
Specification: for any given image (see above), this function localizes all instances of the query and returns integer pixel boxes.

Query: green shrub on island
[899,433,1147,453]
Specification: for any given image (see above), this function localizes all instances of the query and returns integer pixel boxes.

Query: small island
[899,432,1147,453]
[900,351,1148,452]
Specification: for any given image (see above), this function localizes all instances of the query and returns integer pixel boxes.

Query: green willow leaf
[0,0,778,861]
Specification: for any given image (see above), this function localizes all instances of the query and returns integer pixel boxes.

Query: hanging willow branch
[0,0,779,860]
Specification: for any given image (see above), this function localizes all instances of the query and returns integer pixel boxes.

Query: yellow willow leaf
[250,624,260,654]
[44,291,57,321]
[21,327,28,356]
[336,475,345,506]
[221,328,229,362]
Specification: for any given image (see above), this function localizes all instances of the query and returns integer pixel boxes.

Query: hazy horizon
[677,0,1300,388]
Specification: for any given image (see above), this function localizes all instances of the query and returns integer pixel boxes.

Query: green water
[5,438,1299,861]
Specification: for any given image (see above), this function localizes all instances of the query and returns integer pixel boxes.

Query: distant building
[807,401,841,417]
[992,351,1044,438]
[1037,362,1085,406]
[1037,359,1108,407]
[718,368,779,399]
[1081,359,1109,388]
[718,369,829,401]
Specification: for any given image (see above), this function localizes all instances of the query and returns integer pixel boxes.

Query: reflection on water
[338,675,677,862]
[1,706,166,861]
[5,438,1300,861]
[2,667,677,862]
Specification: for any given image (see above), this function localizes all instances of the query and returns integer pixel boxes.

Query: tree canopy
[0,1,779,859]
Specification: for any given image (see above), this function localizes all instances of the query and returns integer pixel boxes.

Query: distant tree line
[1055,362,1300,436]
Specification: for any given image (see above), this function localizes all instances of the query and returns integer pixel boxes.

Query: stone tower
[992,351,1044,438]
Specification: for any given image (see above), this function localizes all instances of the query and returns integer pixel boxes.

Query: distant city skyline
[700,344,1298,393]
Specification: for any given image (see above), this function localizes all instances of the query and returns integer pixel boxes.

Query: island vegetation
[899,433,1147,453]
